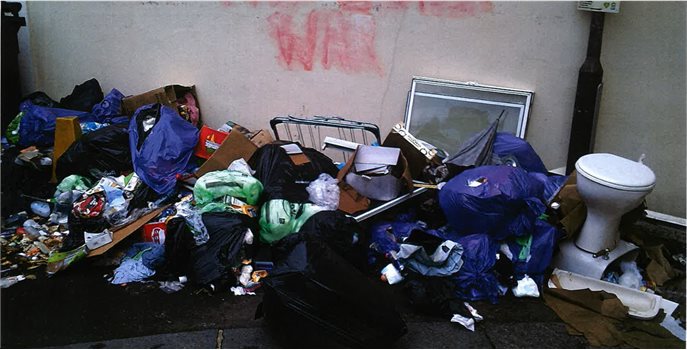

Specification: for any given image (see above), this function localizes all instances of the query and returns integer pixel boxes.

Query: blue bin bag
[493,133,548,174]
[529,172,568,203]
[91,89,124,119]
[18,102,93,147]
[129,104,199,195]
[452,233,500,303]
[18,89,126,147]
[505,219,563,286]
[368,211,427,257]
[438,165,547,240]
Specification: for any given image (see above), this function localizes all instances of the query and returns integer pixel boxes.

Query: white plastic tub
[548,268,663,320]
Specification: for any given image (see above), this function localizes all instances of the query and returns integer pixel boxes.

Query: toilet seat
[576,153,656,192]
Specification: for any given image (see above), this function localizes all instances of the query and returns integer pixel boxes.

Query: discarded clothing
[111,243,166,284]
[397,229,464,277]
[543,287,684,348]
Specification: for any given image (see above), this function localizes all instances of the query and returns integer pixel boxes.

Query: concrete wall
[18,1,686,218]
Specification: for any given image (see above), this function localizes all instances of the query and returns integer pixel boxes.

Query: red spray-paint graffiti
[267,11,319,71]
[418,1,493,19]
[267,8,382,74]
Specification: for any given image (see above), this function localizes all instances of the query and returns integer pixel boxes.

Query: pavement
[1,218,685,349]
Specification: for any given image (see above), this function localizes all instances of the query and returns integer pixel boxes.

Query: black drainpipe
[566,11,605,174]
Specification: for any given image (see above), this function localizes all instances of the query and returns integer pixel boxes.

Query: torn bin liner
[260,239,407,348]
[129,103,199,195]
[438,165,546,240]
[492,132,548,174]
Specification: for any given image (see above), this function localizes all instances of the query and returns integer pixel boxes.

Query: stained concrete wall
[18,1,686,218]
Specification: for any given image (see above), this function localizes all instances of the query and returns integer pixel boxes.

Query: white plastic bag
[306,173,340,210]
[619,260,643,290]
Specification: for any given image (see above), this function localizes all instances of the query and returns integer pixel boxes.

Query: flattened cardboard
[195,126,258,177]
[122,85,199,117]
[249,129,274,148]
[51,117,82,183]
[87,204,170,257]
[551,171,587,238]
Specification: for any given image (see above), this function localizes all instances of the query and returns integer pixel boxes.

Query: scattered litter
[450,313,475,331]
[230,286,256,296]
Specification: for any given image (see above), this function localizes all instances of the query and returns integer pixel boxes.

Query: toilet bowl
[553,153,656,279]
[574,153,656,254]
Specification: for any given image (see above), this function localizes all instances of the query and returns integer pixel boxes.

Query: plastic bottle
[0,275,26,288]
[30,201,51,218]
[22,219,43,239]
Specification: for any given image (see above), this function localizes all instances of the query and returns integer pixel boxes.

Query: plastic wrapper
[174,199,209,246]
[306,173,340,210]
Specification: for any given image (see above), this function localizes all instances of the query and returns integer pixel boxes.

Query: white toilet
[554,153,656,279]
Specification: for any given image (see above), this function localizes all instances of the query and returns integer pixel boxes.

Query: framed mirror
[404,77,534,155]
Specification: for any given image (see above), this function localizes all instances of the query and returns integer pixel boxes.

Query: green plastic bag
[56,175,93,195]
[194,170,263,207]
[258,199,324,244]
[5,112,23,144]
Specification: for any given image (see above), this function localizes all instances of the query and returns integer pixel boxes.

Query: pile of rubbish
[1,79,684,347]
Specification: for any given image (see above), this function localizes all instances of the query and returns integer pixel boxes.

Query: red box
[195,125,229,159]
[142,222,166,245]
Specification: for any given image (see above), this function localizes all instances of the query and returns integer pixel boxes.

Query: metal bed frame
[270,115,429,222]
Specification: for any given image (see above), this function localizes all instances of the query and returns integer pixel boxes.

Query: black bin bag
[248,142,339,203]
[260,239,408,348]
[55,125,132,181]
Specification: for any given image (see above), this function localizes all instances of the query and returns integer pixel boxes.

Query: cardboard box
[195,125,229,159]
[142,222,166,244]
[337,145,413,202]
[51,117,82,183]
[86,205,170,257]
[122,85,200,118]
[382,123,442,181]
[195,126,273,177]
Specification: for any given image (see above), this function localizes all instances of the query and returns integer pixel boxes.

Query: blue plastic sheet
[438,165,547,240]
[129,104,199,195]
[452,233,500,303]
